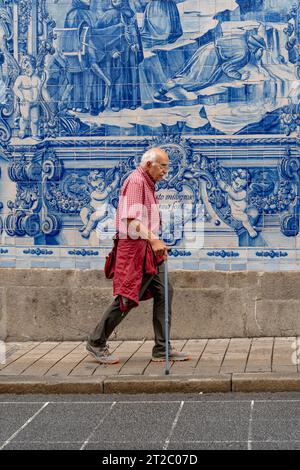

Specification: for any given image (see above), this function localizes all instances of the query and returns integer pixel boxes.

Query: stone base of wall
[0,269,299,341]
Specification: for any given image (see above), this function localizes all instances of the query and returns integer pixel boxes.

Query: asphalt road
[0,392,300,450]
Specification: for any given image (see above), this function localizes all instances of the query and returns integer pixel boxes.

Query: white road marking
[0,402,49,450]
[1,399,300,405]
[247,400,255,451]
[4,439,300,445]
[80,401,116,450]
[163,401,184,450]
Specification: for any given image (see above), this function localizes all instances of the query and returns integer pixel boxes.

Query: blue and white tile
[0,0,300,269]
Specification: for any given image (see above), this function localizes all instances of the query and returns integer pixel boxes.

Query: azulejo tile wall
[1,0,300,270]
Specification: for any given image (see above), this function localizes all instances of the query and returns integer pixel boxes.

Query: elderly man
[86,147,190,364]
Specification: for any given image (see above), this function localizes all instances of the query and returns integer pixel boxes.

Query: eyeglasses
[153,162,170,170]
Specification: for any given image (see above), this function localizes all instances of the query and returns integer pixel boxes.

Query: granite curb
[0,373,300,394]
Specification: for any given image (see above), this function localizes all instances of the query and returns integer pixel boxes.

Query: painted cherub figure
[13,55,42,139]
[216,168,257,238]
[80,169,120,239]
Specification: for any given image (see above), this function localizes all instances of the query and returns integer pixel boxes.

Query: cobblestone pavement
[0,338,299,393]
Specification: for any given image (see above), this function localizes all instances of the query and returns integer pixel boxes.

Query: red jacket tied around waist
[110,238,163,312]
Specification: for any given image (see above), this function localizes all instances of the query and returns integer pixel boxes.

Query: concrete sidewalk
[0,337,300,394]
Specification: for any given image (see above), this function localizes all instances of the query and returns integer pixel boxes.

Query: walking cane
[164,256,170,375]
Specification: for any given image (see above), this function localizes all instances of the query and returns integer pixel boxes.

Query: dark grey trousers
[89,262,173,355]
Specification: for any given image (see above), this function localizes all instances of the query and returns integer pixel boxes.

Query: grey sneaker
[86,342,119,365]
[152,348,191,362]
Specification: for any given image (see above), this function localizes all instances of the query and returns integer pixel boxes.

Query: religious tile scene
[1,0,300,270]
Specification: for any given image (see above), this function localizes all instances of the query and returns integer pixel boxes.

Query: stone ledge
[232,372,300,392]
[103,375,231,394]
[0,376,104,394]
[1,269,300,340]
[1,373,300,394]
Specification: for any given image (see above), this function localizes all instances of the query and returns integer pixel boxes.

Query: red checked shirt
[116,165,161,237]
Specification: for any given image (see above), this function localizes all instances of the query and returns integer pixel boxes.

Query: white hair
[140,149,159,166]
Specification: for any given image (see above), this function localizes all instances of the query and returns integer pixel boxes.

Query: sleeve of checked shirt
[119,179,148,226]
